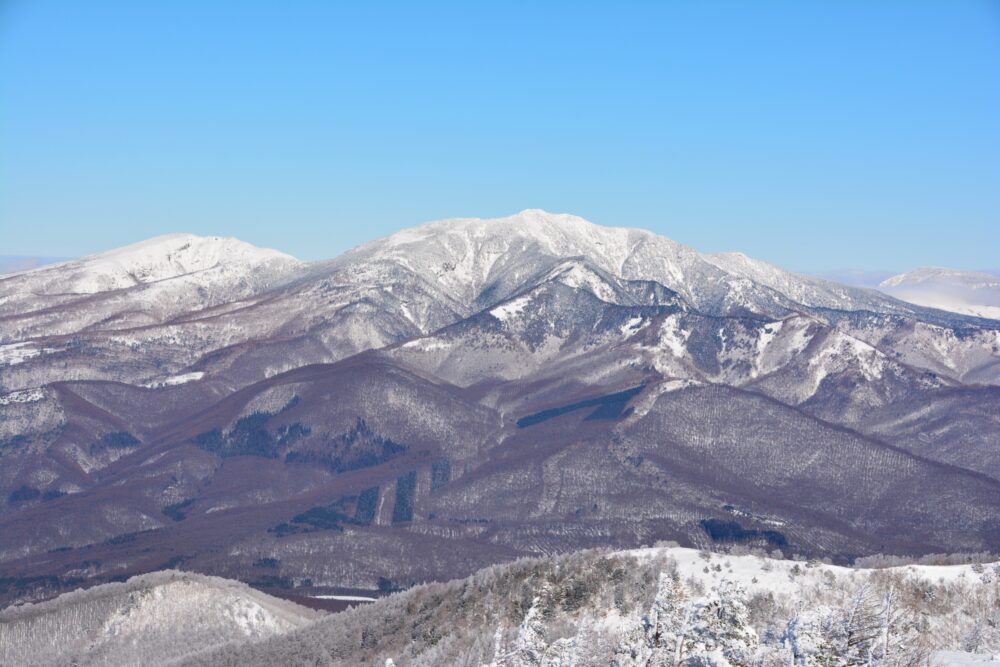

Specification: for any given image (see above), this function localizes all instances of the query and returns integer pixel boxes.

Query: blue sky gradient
[1,1,998,271]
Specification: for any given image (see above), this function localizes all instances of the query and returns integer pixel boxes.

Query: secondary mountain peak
[73,232,300,289]
[0,233,305,342]
[0,233,301,296]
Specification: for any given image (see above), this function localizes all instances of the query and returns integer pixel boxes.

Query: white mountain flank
[0,570,320,666]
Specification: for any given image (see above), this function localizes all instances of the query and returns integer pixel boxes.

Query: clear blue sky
[1,1,998,271]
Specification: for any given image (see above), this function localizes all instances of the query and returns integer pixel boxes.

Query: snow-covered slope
[335,210,998,385]
[0,570,321,667]
[879,267,1000,320]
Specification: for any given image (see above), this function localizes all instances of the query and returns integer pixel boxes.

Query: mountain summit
[335,209,932,319]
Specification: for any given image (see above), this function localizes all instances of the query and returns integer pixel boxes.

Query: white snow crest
[490,294,533,323]
[0,342,41,366]
[141,371,205,389]
[551,262,618,302]
[0,388,45,406]
[657,315,690,358]
[620,316,647,337]
[809,331,888,385]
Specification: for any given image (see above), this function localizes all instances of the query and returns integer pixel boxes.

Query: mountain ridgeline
[1,210,999,608]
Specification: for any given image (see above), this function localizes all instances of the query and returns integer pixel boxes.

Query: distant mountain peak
[880,266,1000,288]
[84,232,298,266]
[877,266,1000,319]
[4,233,302,296]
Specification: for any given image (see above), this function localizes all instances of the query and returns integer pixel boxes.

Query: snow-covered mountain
[0,233,304,343]
[336,209,932,318]
[878,267,1000,319]
[1,210,999,614]
[4,233,298,293]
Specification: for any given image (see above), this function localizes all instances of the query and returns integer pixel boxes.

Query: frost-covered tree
[693,581,759,666]
[782,605,846,666]
[614,573,759,667]
[512,588,550,666]
[614,571,687,666]
[486,584,554,667]
[648,571,692,664]
[541,637,576,666]
[612,617,655,667]
[782,579,927,667]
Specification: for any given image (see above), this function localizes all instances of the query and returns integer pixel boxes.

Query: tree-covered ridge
[516,385,644,428]
[193,398,309,459]
[89,430,140,454]
[284,417,407,472]
[270,487,380,537]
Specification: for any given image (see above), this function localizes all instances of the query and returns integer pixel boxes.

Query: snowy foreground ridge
[3,546,998,666]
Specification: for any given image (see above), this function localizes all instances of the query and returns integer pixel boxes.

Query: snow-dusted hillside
[0,569,320,666]
[340,210,1000,385]
[879,267,1000,320]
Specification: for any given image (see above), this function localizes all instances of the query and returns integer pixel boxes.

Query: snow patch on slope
[0,342,41,366]
[620,316,647,337]
[490,294,533,323]
[547,261,619,303]
[657,315,690,358]
[0,388,44,405]
[808,331,888,389]
[141,371,206,389]
[632,545,990,596]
